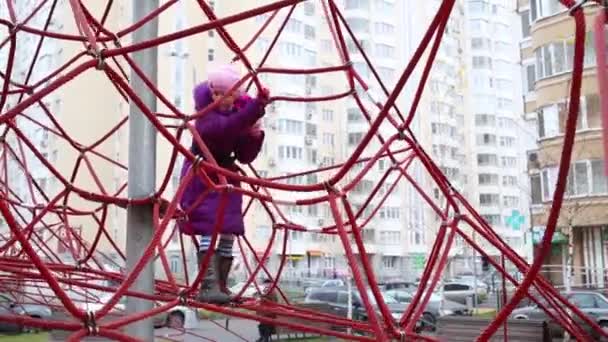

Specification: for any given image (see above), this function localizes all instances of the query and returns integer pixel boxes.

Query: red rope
[0,0,597,340]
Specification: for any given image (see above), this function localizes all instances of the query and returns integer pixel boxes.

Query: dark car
[304,287,406,322]
[0,294,52,333]
[385,289,469,331]
[511,290,608,340]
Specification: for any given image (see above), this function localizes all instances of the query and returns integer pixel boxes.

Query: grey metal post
[125,1,158,340]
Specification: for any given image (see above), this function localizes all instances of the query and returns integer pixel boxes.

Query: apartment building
[519,0,608,287]
[461,0,533,265]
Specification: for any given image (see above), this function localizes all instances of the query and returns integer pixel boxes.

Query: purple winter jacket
[178,82,266,236]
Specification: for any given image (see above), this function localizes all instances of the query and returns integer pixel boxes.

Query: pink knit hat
[207,64,243,94]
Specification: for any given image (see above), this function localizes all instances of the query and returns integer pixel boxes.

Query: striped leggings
[199,234,234,257]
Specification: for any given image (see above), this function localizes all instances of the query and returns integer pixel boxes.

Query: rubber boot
[197,251,230,304]
[217,255,234,296]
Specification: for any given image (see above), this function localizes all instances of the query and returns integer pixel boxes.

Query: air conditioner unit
[528,151,540,169]
[305,136,313,145]
[306,112,313,120]
[305,86,312,95]
[269,123,277,130]
[317,218,325,226]
[268,158,276,167]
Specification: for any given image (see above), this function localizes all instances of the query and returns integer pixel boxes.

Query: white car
[230,282,262,298]
[78,293,197,329]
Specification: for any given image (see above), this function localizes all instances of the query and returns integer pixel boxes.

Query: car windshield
[363,290,398,304]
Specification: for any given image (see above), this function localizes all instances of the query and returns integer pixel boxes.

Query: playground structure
[0,0,607,341]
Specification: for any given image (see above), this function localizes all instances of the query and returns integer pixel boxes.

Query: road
[48,318,327,342]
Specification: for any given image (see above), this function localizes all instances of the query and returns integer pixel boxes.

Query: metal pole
[472,232,478,311]
[125,1,158,340]
[347,272,352,335]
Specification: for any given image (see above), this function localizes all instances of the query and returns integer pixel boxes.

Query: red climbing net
[1,0,608,341]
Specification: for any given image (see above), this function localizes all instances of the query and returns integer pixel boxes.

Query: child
[178,64,269,304]
[257,278,278,342]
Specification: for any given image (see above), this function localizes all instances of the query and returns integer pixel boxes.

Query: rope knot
[84,310,98,336]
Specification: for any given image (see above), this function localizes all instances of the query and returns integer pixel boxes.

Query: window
[531,174,542,204]
[444,284,471,292]
[521,10,531,38]
[475,114,495,127]
[501,156,517,167]
[345,0,369,9]
[208,49,214,61]
[591,160,608,194]
[570,294,596,309]
[524,64,536,93]
[503,196,519,207]
[278,119,304,134]
[346,108,363,122]
[346,18,370,34]
[535,36,598,80]
[481,215,501,225]
[503,176,518,187]
[565,160,608,196]
[170,256,180,273]
[286,18,302,33]
[472,56,492,69]
[304,25,315,40]
[352,180,374,194]
[476,133,496,146]
[323,133,335,146]
[574,162,589,195]
[529,0,563,21]
[477,154,498,166]
[471,37,491,50]
[499,136,516,147]
[348,133,363,146]
[478,173,499,185]
[303,2,315,15]
[553,42,566,73]
[541,167,558,201]
[375,0,394,13]
[586,94,601,129]
[480,193,500,206]
[537,104,559,138]
[322,109,334,121]
[375,22,395,35]
[375,44,395,58]
[306,123,317,137]
[382,256,397,269]
[307,149,317,164]
[278,146,303,160]
[280,42,303,57]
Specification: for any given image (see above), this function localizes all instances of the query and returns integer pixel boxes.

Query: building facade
[462,0,532,264]
[519,0,608,287]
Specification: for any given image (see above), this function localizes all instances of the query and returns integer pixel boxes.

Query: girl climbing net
[178,63,270,304]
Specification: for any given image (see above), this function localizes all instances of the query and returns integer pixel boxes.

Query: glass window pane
[591,160,608,194]
[543,45,553,76]
[574,162,589,195]
[536,49,544,79]
[586,94,601,128]
[553,42,566,73]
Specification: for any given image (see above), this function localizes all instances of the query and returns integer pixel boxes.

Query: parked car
[511,290,608,340]
[304,279,346,295]
[385,289,469,331]
[304,287,406,322]
[230,281,262,298]
[0,294,52,333]
[52,293,194,329]
[442,281,487,305]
